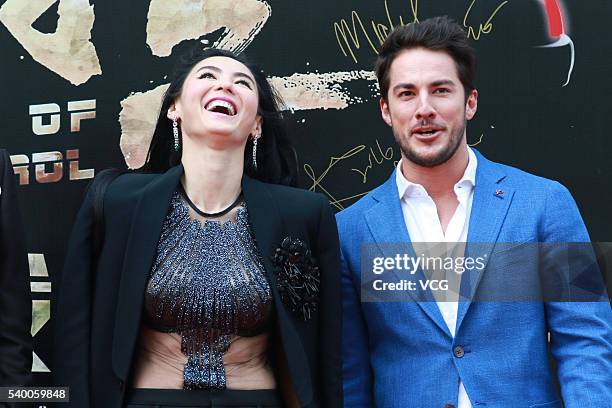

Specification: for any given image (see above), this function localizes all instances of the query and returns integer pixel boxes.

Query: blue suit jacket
[337,149,612,408]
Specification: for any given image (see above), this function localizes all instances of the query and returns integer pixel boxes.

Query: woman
[55,48,342,408]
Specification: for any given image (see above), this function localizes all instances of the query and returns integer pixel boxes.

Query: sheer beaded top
[143,190,273,390]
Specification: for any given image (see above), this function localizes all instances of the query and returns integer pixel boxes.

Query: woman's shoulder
[250,179,334,228]
[110,170,158,187]
[255,179,327,208]
[103,170,163,207]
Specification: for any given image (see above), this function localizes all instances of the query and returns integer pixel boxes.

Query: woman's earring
[252,134,260,169]
[172,117,180,152]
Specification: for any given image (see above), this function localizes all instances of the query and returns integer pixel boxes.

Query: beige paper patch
[119,84,169,169]
[0,0,101,85]
[146,0,271,57]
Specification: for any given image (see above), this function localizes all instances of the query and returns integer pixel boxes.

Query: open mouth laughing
[204,98,237,116]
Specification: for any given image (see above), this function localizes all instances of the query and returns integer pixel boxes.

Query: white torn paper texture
[269,71,377,111]
[0,0,101,85]
[119,84,169,169]
[146,0,271,57]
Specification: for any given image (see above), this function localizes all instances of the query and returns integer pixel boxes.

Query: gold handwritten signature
[304,140,396,210]
[333,0,509,63]
[463,0,509,41]
[351,140,395,183]
[334,0,419,64]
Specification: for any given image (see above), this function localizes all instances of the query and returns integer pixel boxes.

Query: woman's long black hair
[140,47,298,187]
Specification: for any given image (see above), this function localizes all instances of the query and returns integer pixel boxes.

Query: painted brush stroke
[146,0,271,57]
[537,0,574,87]
[0,0,101,85]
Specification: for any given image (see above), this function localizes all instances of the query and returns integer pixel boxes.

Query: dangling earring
[252,134,260,169]
[172,117,180,152]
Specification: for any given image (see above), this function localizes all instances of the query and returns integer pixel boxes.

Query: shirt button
[453,346,465,358]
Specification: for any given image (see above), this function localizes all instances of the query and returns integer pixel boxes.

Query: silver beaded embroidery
[145,192,272,390]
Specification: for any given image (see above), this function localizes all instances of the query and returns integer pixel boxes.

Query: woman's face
[169,56,261,148]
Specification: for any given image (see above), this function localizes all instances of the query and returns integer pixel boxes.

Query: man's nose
[415,96,436,120]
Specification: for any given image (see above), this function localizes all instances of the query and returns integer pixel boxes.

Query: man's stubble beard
[394,117,467,168]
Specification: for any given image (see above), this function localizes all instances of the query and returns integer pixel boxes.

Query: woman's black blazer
[54,164,342,407]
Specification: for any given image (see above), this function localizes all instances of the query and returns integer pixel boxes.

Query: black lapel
[241,175,313,404]
[111,164,183,380]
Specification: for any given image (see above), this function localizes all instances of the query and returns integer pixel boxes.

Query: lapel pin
[495,189,504,197]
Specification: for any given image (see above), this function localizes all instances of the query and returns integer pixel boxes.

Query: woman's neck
[180,137,245,214]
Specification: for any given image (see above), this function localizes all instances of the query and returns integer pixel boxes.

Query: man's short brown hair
[375,16,476,101]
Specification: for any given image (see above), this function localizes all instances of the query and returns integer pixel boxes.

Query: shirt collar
[395,146,478,199]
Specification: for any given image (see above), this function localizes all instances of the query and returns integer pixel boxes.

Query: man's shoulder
[478,151,568,194]
[336,176,393,225]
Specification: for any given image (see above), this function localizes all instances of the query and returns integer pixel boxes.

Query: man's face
[380,48,478,167]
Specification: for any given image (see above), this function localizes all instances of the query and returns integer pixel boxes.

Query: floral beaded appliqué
[271,237,320,321]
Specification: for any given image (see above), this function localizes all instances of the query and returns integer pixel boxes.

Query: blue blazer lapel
[112,164,183,381]
[456,150,514,331]
[364,172,451,337]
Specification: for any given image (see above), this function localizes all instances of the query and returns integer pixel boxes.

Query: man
[0,149,32,388]
[337,16,612,408]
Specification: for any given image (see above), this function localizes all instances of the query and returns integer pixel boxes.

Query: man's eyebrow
[431,79,456,87]
[392,82,416,92]
[392,79,457,93]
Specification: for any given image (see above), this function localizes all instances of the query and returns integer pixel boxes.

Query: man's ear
[380,97,392,127]
[466,89,478,120]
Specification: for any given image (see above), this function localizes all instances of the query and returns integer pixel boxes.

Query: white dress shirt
[395,147,478,408]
